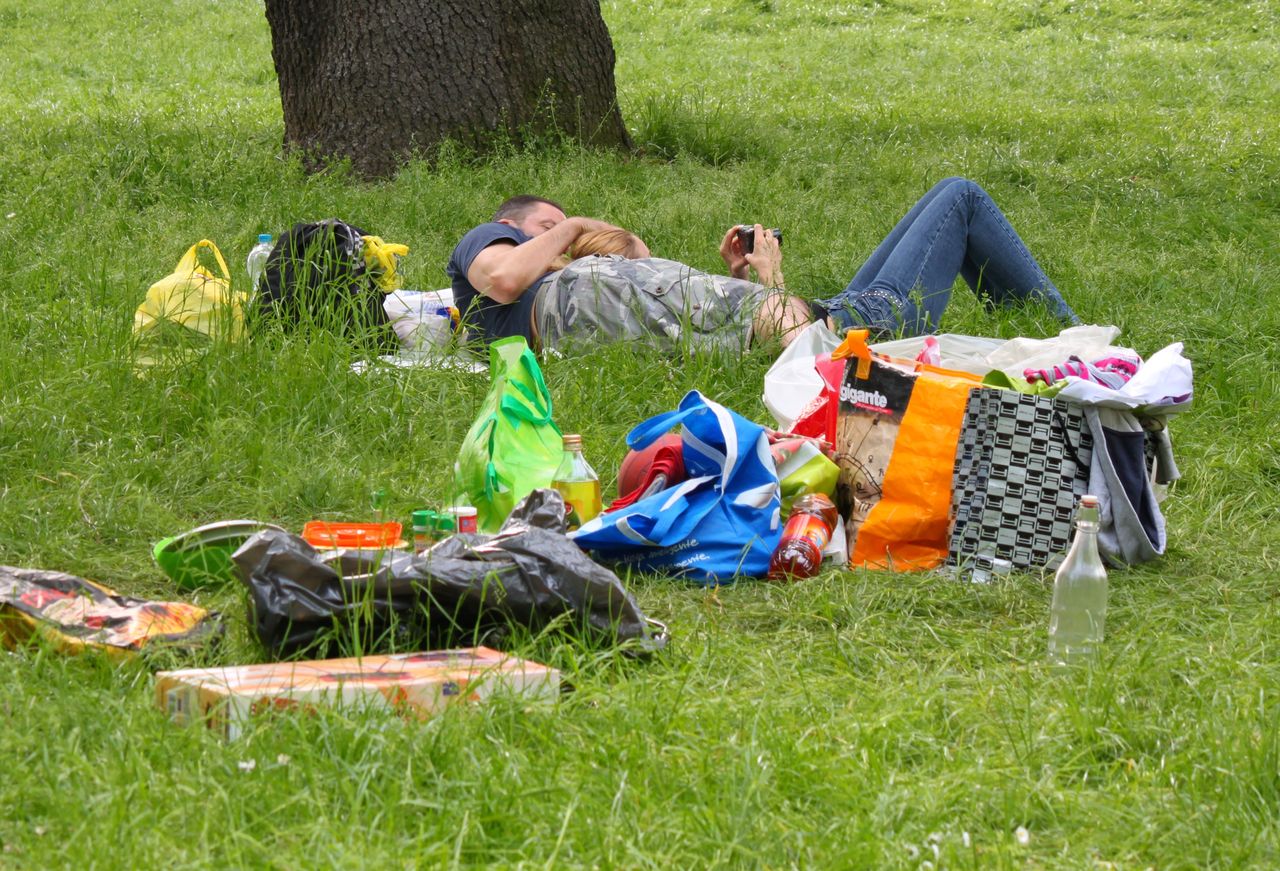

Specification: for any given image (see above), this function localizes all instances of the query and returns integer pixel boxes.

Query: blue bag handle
[586,472,718,550]
[626,396,712,451]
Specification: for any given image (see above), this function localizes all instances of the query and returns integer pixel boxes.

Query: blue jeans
[816,177,1080,336]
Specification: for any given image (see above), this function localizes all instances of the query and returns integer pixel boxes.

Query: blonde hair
[573,229,646,259]
[551,229,646,269]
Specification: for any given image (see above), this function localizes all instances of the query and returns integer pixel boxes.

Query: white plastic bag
[762,320,841,430]
[983,325,1137,377]
[869,333,1004,375]
[383,289,454,350]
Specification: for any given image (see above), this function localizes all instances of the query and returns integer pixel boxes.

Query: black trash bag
[233,489,668,660]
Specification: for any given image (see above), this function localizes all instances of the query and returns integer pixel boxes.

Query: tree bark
[264,0,631,177]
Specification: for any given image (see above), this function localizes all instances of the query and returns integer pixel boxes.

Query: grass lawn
[2,0,1279,866]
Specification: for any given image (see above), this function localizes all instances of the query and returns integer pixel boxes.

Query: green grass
[2,0,1279,866]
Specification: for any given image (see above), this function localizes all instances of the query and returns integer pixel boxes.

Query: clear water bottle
[245,233,273,293]
[1047,494,1109,664]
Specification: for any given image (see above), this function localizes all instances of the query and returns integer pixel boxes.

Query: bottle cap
[1080,495,1099,507]
[562,434,582,449]
[411,509,436,529]
[436,514,457,533]
[447,505,478,518]
[258,233,272,243]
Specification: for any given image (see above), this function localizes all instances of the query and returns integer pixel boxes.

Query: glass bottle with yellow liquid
[551,434,602,531]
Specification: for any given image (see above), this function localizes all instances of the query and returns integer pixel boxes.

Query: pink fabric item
[915,336,942,367]
[1024,354,1141,389]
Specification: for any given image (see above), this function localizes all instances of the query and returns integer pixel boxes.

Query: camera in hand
[736,225,782,254]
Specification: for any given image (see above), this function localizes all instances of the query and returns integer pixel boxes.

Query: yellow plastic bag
[133,240,246,367]
[360,235,410,291]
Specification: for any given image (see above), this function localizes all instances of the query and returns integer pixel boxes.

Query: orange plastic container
[301,521,405,550]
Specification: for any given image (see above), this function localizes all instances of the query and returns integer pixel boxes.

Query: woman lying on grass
[505,177,1081,353]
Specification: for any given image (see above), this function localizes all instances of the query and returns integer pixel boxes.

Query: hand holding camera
[719,222,785,286]
[737,222,785,288]
[735,224,783,254]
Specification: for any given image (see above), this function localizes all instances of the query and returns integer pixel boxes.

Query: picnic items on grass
[770,433,840,515]
[234,489,667,660]
[453,336,564,533]
[382,288,460,352]
[609,433,686,511]
[1,566,222,658]
[831,327,1188,574]
[570,391,782,584]
[949,337,1188,570]
[133,239,246,368]
[256,219,403,351]
[763,321,842,434]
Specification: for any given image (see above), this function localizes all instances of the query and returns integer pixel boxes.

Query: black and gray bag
[255,218,396,350]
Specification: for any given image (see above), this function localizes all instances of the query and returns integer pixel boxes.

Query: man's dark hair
[493,195,564,223]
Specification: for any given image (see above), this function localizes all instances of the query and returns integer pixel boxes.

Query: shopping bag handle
[644,476,716,541]
[176,240,231,283]
[831,328,872,379]
[489,338,556,427]
[499,362,555,426]
[604,475,712,547]
[626,392,712,450]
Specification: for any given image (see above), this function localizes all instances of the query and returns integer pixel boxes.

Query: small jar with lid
[411,509,438,554]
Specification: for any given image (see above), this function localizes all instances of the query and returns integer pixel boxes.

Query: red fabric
[610,434,685,510]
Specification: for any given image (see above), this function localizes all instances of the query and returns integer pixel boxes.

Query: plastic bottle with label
[551,434,601,531]
[768,493,839,580]
[245,233,273,294]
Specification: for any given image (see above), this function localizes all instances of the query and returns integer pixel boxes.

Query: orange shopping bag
[832,330,985,571]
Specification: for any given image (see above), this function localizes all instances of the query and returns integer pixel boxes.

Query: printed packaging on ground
[155,646,559,739]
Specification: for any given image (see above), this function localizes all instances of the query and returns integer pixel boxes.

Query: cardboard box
[155,647,559,739]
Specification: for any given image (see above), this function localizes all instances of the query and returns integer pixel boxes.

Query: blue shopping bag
[570,391,782,583]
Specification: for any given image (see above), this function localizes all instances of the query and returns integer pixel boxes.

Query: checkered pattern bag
[946,390,1094,577]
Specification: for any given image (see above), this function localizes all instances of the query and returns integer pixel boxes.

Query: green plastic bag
[453,337,563,532]
[772,436,840,515]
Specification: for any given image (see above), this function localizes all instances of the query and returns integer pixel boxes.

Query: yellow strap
[175,240,231,282]
[360,235,410,290]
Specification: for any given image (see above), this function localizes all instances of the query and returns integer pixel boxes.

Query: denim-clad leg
[817,177,1079,336]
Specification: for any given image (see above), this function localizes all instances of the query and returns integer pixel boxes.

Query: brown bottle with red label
[768,493,839,581]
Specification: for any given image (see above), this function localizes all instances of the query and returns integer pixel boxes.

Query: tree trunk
[264,0,631,177]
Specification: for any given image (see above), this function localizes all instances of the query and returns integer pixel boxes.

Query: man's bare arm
[467,216,622,304]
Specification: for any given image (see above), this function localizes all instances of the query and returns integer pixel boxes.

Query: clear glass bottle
[1047,494,1109,664]
[551,434,601,531]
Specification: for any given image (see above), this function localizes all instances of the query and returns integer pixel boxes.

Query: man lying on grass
[446,179,1080,354]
